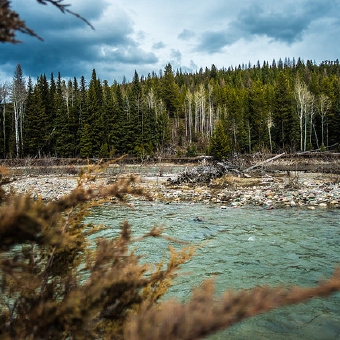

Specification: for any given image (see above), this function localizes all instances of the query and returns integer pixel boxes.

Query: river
[88,201,340,339]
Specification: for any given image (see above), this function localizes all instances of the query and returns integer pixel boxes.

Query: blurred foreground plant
[0,162,340,339]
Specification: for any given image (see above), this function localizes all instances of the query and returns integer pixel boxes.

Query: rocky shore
[148,173,340,209]
[3,170,340,209]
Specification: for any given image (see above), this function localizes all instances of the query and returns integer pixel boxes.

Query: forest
[0,58,340,160]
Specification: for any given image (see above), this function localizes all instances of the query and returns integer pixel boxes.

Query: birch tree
[267,111,273,153]
[294,77,314,151]
[184,90,193,144]
[0,82,10,154]
[12,63,26,157]
[207,82,214,138]
[318,93,332,147]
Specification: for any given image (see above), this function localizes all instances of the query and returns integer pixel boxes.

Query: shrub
[1,162,340,339]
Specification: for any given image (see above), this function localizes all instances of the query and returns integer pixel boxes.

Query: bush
[186,144,197,157]
[1,163,340,339]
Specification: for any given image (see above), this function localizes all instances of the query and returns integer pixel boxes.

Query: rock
[193,216,205,222]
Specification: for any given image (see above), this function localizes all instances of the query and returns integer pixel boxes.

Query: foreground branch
[125,269,340,340]
[0,0,93,43]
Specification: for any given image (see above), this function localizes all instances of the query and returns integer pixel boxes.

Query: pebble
[3,173,340,210]
[3,176,78,200]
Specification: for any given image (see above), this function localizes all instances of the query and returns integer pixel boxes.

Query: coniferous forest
[1,58,340,160]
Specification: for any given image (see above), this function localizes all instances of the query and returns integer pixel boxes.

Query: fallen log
[167,161,241,185]
[243,153,286,172]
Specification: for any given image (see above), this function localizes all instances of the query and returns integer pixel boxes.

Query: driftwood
[168,153,286,185]
[243,153,286,172]
[167,161,241,185]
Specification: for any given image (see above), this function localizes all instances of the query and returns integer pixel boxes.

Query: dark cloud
[195,0,337,53]
[1,0,338,83]
[237,3,320,44]
[195,30,239,53]
[0,0,158,81]
[14,0,108,35]
[178,29,195,40]
[152,41,166,50]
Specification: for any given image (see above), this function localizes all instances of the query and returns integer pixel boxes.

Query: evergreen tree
[3,59,340,158]
[79,123,92,158]
[209,120,231,160]
[54,74,73,156]
[160,64,181,118]
[82,69,103,157]
[24,81,47,157]
[273,71,299,151]
[249,80,269,151]
[110,84,125,154]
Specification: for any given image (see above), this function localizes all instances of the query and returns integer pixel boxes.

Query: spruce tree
[273,71,299,151]
[79,123,92,158]
[209,120,231,160]
[87,69,104,156]
[54,74,73,156]
[160,64,181,118]
[24,82,47,157]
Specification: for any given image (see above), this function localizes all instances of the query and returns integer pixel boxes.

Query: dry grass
[211,174,263,188]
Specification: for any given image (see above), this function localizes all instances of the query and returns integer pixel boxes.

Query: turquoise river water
[88,201,340,339]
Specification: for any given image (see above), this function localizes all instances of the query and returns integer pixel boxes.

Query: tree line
[0,58,340,159]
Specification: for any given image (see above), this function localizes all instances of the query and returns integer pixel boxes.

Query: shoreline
[3,170,340,209]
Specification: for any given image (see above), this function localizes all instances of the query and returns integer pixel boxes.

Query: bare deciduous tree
[12,63,26,157]
[318,93,332,147]
[294,77,315,151]
[0,82,10,153]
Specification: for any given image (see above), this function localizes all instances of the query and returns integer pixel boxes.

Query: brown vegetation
[1,162,340,339]
[211,175,264,189]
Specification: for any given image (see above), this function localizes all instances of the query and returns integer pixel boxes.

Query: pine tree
[87,69,104,157]
[160,64,181,118]
[24,81,47,157]
[209,120,231,160]
[249,80,269,151]
[54,74,73,156]
[273,71,299,151]
[110,84,124,154]
[79,123,92,158]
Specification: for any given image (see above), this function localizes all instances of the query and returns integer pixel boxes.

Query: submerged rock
[193,216,205,222]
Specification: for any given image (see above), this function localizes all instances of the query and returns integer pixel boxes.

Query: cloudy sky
[1,0,340,83]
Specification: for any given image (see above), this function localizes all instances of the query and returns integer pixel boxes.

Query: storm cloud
[194,0,339,54]
[0,0,158,81]
[0,0,339,83]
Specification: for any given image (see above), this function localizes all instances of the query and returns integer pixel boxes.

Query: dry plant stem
[0,162,200,339]
[132,225,189,245]
[1,161,340,339]
[125,269,340,340]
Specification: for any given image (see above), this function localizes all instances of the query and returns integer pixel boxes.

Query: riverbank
[148,172,340,209]
[3,169,340,209]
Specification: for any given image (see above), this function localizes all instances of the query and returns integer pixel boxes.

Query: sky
[1,0,340,84]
